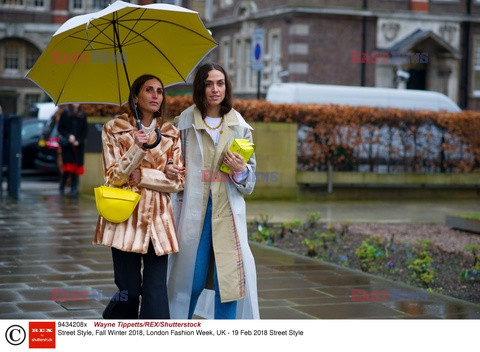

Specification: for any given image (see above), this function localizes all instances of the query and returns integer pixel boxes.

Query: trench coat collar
[176,105,253,164]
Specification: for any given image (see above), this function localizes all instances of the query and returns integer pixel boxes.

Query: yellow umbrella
[26,1,217,147]
[26,0,217,106]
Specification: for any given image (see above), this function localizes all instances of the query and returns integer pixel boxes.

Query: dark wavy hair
[192,62,233,118]
[128,74,166,122]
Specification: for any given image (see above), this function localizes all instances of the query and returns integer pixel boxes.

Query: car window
[22,121,46,140]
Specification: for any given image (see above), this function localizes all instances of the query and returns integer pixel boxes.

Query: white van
[32,102,58,120]
[265,83,461,112]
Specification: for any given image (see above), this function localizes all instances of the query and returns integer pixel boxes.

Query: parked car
[2,117,47,170]
[34,119,61,174]
[22,118,49,169]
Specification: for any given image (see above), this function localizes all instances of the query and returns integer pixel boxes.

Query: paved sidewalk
[0,181,479,319]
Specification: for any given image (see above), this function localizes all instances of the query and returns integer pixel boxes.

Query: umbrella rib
[113,11,125,106]
[118,8,146,48]
[64,22,116,48]
[115,21,186,81]
[115,6,216,46]
[118,18,217,46]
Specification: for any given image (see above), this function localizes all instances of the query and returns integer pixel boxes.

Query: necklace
[203,117,223,130]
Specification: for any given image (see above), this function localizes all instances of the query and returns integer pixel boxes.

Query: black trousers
[103,241,170,319]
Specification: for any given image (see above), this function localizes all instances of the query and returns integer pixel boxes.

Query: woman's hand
[129,168,141,186]
[165,163,185,180]
[134,130,148,148]
[69,134,79,146]
[223,150,246,173]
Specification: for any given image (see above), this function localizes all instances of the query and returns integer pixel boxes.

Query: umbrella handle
[135,118,162,149]
[143,128,162,149]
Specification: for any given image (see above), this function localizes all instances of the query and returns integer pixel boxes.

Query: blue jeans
[188,196,237,319]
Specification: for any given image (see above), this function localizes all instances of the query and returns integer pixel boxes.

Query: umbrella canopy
[25,0,217,106]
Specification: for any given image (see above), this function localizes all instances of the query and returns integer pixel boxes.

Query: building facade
[2,0,480,114]
[204,0,480,109]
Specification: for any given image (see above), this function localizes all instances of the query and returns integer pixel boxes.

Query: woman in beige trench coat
[93,74,184,319]
[166,63,259,319]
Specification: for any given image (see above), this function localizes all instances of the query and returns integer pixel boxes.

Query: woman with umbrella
[93,74,184,319]
[166,63,259,319]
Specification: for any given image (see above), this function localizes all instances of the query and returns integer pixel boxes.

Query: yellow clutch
[94,185,141,223]
[220,138,255,173]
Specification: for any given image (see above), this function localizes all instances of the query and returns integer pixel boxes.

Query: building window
[92,0,109,9]
[1,39,40,77]
[270,32,282,83]
[221,39,230,73]
[4,44,19,70]
[231,36,260,92]
[473,38,480,95]
[71,0,84,10]
[1,0,46,8]
[155,0,181,5]
[244,38,252,88]
[235,38,243,89]
[0,0,24,7]
[26,0,44,7]
[25,47,37,70]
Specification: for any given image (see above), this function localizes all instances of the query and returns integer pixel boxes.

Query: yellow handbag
[94,185,141,223]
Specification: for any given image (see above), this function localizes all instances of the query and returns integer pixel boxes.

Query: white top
[203,116,223,147]
[141,118,156,136]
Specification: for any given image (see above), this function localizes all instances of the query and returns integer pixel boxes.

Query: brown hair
[128,74,166,123]
[192,62,233,117]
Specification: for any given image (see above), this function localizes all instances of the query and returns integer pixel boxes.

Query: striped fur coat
[93,113,184,255]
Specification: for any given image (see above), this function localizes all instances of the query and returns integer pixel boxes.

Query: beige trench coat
[168,105,259,319]
[93,113,184,255]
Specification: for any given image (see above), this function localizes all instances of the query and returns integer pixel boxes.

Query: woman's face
[135,78,164,115]
[204,69,226,109]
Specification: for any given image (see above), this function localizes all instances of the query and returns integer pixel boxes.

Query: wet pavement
[0,180,479,319]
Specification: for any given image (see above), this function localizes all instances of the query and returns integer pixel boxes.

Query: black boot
[59,172,69,195]
[70,174,79,198]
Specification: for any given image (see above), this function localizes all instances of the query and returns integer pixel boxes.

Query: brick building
[2,0,480,114]
[205,0,480,109]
